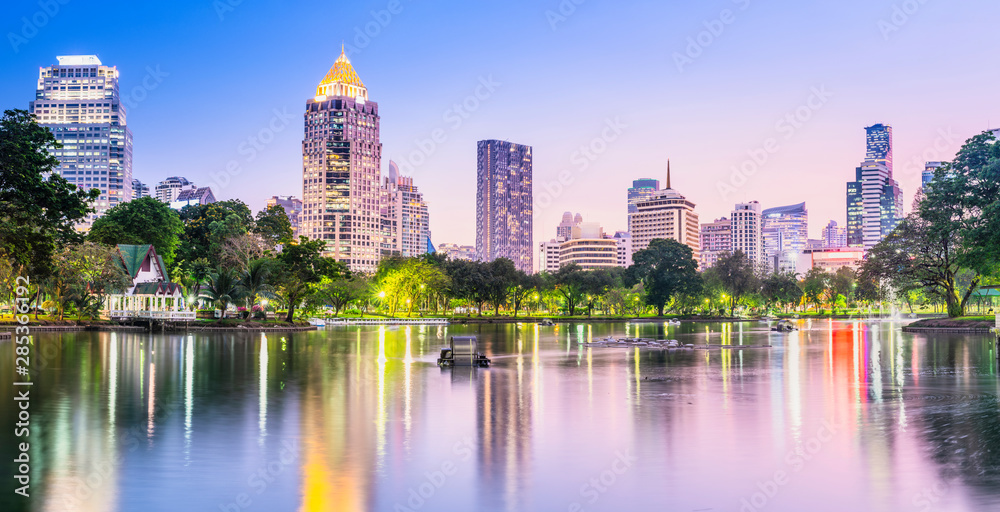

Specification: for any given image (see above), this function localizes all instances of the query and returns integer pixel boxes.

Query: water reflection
[2,322,1000,511]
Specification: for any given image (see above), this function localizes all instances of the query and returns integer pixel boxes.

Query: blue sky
[2,0,998,247]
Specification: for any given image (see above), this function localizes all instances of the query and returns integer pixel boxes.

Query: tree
[220,233,268,274]
[508,271,541,318]
[486,258,518,316]
[713,250,760,315]
[761,272,803,313]
[631,239,702,316]
[801,267,829,311]
[254,205,293,246]
[274,237,346,322]
[88,196,185,268]
[827,267,856,315]
[62,242,131,313]
[241,258,277,311]
[201,267,244,318]
[861,214,979,317]
[320,276,370,316]
[0,109,98,278]
[552,264,587,316]
[177,200,254,265]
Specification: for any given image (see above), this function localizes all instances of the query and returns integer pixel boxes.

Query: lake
[2,320,1000,511]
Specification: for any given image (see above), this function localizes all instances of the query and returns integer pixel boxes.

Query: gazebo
[105,244,194,320]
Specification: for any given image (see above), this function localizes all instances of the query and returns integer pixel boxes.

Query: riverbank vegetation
[2,111,999,323]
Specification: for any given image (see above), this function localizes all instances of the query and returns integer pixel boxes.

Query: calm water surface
[3,320,1000,512]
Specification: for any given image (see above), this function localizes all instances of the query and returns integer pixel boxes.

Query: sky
[2,0,999,249]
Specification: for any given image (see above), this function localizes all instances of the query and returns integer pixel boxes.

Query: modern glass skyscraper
[846,161,903,250]
[865,123,893,175]
[476,140,533,273]
[823,220,847,248]
[29,55,133,229]
[627,178,660,225]
[922,161,943,189]
[762,202,808,274]
[302,49,382,273]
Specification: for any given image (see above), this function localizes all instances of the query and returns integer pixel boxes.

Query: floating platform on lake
[693,344,773,350]
[438,336,491,368]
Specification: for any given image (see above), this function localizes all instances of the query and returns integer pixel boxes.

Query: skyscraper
[732,201,765,271]
[28,55,133,229]
[132,179,150,199]
[629,164,700,260]
[822,220,847,248]
[476,140,533,273]
[922,161,943,189]
[846,161,903,250]
[762,202,808,274]
[627,177,660,226]
[556,212,583,241]
[699,217,732,270]
[302,48,382,272]
[865,123,893,175]
[155,176,194,203]
[382,160,430,258]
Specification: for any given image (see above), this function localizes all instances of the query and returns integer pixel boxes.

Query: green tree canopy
[88,196,184,268]
[254,204,294,246]
[0,109,98,277]
[631,238,702,316]
[713,250,760,314]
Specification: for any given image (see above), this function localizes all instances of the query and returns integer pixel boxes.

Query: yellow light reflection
[259,333,269,441]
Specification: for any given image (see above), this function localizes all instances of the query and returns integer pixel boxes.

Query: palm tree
[200,268,244,318]
[242,258,276,313]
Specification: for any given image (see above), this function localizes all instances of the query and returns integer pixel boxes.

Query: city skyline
[3,0,999,249]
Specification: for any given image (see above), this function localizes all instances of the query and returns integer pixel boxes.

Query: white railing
[109,310,196,321]
[325,317,450,326]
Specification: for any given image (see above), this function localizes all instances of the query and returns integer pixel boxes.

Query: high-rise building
[846,161,903,250]
[170,187,216,210]
[699,217,731,270]
[476,140,533,273]
[865,123,893,175]
[629,164,700,260]
[822,220,847,248]
[381,160,430,258]
[438,243,477,261]
[731,201,764,271]
[539,223,631,272]
[29,55,133,229]
[627,177,660,225]
[762,202,808,274]
[155,176,194,203]
[922,161,943,189]
[556,212,583,240]
[132,179,150,199]
[266,195,303,238]
[301,49,383,273]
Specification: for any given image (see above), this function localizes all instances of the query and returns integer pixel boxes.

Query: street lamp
[378,291,386,298]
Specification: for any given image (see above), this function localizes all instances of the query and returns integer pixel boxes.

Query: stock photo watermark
[568,449,637,511]
[878,0,933,41]
[7,0,70,53]
[673,0,752,73]
[717,85,832,200]
[218,438,301,512]
[345,0,410,58]
[900,127,960,179]
[395,75,501,177]
[210,107,294,190]
[545,0,587,31]
[121,65,169,110]
[738,419,839,512]
[534,117,627,210]
[11,276,33,498]
[392,436,475,511]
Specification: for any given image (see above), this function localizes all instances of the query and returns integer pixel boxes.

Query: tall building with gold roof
[301,48,383,272]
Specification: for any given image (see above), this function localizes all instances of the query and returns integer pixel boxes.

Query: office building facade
[476,140,533,273]
[132,179,150,199]
[382,160,430,258]
[762,202,808,274]
[732,201,764,271]
[699,217,732,270]
[865,123,893,175]
[156,176,195,203]
[822,220,847,248]
[846,161,903,250]
[629,165,700,260]
[28,55,133,229]
[266,195,303,239]
[301,49,383,272]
